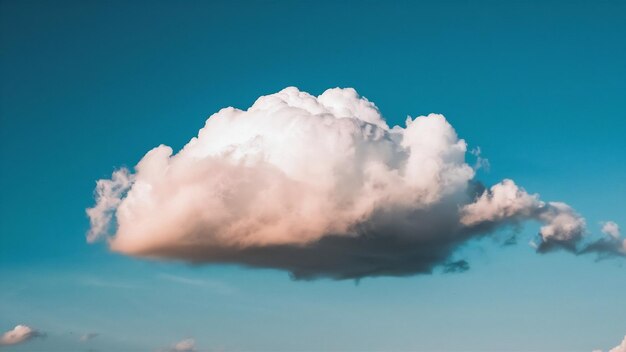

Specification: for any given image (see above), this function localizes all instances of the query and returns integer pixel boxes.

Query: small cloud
[80,332,99,342]
[601,221,621,239]
[0,325,44,346]
[170,338,196,352]
[469,146,490,172]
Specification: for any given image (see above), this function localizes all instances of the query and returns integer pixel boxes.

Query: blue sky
[1,0,625,351]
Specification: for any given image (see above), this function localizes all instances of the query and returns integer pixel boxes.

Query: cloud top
[87,87,621,279]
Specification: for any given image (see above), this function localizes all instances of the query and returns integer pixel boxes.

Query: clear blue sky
[1,0,625,351]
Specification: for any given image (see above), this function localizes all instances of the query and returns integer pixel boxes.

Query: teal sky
[1,0,625,351]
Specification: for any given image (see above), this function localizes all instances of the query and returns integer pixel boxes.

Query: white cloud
[601,221,621,239]
[460,179,541,225]
[460,180,585,251]
[536,202,586,250]
[86,168,133,243]
[86,87,612,279]
[171,338,196,352]
[0,325,42,346]
[91,87,473,251]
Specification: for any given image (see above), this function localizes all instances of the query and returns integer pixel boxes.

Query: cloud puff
[459,180,586,252]
[171,338,196,352]
[601,221,621,239]
[0,325,43,346]
[87,87,620,279]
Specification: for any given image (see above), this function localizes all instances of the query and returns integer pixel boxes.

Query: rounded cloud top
[87,87,623,279]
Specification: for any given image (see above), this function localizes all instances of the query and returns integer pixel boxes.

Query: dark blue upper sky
[1,1,625,351]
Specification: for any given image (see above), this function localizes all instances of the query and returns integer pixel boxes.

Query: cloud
[601,221,621,239]
[86,87,621,279]
[460,180,586,251]
[0,325,43,346]
[170,338,196,352]
[79,332,99,342]
[86,169,134,243]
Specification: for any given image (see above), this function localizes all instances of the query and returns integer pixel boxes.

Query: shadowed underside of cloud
[86,87,624,279]
[0,325,43,346]
[581,221,626,259]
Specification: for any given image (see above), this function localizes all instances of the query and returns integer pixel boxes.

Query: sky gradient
[1,0,625,351]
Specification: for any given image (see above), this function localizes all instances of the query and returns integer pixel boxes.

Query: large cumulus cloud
[87,87,621,279]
